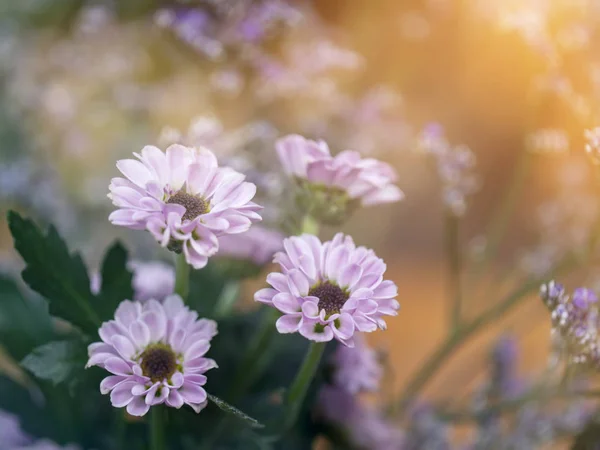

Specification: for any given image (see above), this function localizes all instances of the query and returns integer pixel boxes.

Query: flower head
[254,233,399,347]
[276,135,402,224]
[128,261,175,302]
[87,295,217,416]
[217,225,284,267]
[330,334,382,394]
[108,144,262,268]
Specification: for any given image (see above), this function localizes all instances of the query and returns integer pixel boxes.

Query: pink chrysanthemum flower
[217,225,284,266]
[108,144,262,268]
[86,295,217,416]
[254,233,399,347]
[331,334,382,393]
[276,135,403,223]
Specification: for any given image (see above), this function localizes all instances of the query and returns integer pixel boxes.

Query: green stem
[174,253,190,301]
[283,342,326,431]
[393,256,579,416]
[213,281,241,318]
[300,215,319,235]
[471,151,531,282]
[441,387,600,423]
[445,213,462,330]
[149,406,164,450]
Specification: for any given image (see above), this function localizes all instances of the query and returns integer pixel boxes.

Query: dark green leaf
[7,211,101,334]
[0,275,55,360]
[21,340,86,386]
[208,394,265,429]
[188,263,230,317]
[96,241,134,322]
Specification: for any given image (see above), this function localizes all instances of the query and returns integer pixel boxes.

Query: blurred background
[1,0,600,437]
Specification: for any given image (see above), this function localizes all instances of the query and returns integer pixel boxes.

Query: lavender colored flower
[277,134,402,205]
[331,334,382,393]
[316,386,403,450]
[14,441,80,450]
[0,409,30,448]
[87,295,217,416]
[490,335,520,398]
[416,124,478,216]
[217,225,284,266]
[254,233,399,347]
[108,144,262,269]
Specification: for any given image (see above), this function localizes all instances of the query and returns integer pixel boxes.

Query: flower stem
[445,213,462,330]
[392,255,580,416]
[283,341,326,432]
[174,253,190,301]
[301,215,319,235]
[213,281,241,318]
[149,406,164,450]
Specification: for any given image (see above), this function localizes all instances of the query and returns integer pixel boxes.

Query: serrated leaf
[208,394,265,429]
[0,275,55,360]
[7,211,101,334]
[21,340,86,386]
[96,241,134,322]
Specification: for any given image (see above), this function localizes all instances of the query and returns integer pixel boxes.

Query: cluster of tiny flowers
[540,281,600,368]
[255,233,399,347]
[108,144,262,269]
[526,128,570,154]
[330,334,383,394]
[584,127,600,164]
[415,123,479,216]
[276,134,403,224]
[87,295,217,416]
[316,336,402,449]
[154,1,302,61]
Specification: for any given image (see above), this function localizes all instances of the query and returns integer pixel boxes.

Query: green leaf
[96,241,134,322]
[0,275,55,360]
[21,340,87,387]
[7,211,101,334]
[208,394,265,429]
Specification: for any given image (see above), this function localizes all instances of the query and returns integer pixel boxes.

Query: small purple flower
[128,261,175,302]
[571,287,597,310]
[276,134,403,208]
[331,334,382,393]
[254,233,399,347]
[108,144,262,269]
[87,295,217,416]
[217,225,284,266]
[0,409,30,448]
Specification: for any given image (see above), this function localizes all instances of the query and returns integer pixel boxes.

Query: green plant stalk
[445,213,462,330]
[301,214,319,235]
[149,406,164,450]
[283,341,326,432]
[471,151,532,283]
[174,253,190,301]
[393,256,580,416]
[213,281,241,318]
[441,388,600,423]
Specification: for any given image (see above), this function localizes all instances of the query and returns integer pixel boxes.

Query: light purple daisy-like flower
[86,295,217,416]
[0,409,30,448]
[331,334,382,393]
[254,233,399,347]
[217,225,284,266]
[276,134,403,207]
[108,144,262,269]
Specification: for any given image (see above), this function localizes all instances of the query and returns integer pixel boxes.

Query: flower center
[309,281,349,316]
[140,344,177,383]
[167,190,209,221]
